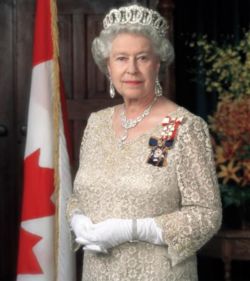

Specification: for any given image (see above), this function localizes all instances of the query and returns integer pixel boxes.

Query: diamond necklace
[118,96,158,147]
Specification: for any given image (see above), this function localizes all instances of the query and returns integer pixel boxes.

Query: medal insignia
[147,116,183,167]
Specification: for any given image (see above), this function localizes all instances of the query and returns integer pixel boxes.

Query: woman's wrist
[132,218,164,245]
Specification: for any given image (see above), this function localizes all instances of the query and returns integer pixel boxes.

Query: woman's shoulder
[173,106,208,127]
[87,105,116,125]
[172,106,210,142]
[157,98,206,126]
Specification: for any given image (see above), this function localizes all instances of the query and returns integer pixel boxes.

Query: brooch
[147,116,183,167]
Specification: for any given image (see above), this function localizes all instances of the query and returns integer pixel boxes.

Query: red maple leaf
[17,228,43,274]
[21,149,55,221]
[17,149,55,274]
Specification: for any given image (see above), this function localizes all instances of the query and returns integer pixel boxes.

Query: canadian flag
[16,0,75,280]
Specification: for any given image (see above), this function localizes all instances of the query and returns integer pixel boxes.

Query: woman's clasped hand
[71,214,164,253]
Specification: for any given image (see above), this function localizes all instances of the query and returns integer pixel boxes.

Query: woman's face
[107,33,160,101]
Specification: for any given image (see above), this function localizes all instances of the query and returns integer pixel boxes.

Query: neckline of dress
[108,105,183,148]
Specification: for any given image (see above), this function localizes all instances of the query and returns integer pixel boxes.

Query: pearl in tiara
[103,5,168,38]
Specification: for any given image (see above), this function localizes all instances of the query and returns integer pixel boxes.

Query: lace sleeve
[66,113,95,221]
[155,116,222,266]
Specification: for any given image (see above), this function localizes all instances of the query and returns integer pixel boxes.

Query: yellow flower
[192,32,250,202]
[214,146,226,164]
[218,160,241,184]
[193,30,250,98]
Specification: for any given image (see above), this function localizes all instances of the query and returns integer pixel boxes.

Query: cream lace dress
[67,106,222,281]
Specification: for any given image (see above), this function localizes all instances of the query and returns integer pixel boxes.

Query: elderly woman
[67,4,222,281]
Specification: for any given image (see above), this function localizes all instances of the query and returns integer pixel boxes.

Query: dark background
[175,0,250,119]
[174,1,250,280]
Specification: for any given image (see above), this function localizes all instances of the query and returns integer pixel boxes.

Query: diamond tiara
[103,5,168,38]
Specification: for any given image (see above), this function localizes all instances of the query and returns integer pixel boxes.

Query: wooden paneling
[59,14,74,99]
[86,14,106,98]
[158,0,175,99]
[72,14,86,100]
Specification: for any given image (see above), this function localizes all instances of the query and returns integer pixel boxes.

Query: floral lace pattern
[66,106,222,281]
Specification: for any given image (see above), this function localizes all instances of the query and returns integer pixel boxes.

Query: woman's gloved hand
[70,214,93,243]
[75,218,164,251]
[71,214,107,253]
[76,218,132,250]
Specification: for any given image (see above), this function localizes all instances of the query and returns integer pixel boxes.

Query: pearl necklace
[118,96,158,147]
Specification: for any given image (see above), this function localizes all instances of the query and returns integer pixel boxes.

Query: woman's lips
[123,81,143,85]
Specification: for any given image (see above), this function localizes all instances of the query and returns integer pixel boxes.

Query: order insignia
[147,116,183,167]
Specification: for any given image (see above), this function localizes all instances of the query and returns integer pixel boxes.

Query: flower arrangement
[191,31,250,208]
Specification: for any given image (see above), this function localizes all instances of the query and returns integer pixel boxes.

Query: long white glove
[70,214,107,253]
[137,218,164,245]
[75,218,164,251]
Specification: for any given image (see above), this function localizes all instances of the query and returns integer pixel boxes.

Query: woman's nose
[126,58,138,74]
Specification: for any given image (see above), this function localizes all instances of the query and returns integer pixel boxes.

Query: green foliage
[191,31,250,99]
[191,31,250,208]
[220,184,250,207]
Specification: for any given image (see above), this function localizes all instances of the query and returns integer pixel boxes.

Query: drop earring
[109,79,116,98]
[155,78,163,97]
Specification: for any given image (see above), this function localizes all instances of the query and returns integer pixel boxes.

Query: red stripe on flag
[21,149,55,221]
[32,0,53,66]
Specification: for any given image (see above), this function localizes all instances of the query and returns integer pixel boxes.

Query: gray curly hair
[91,24,174,75]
